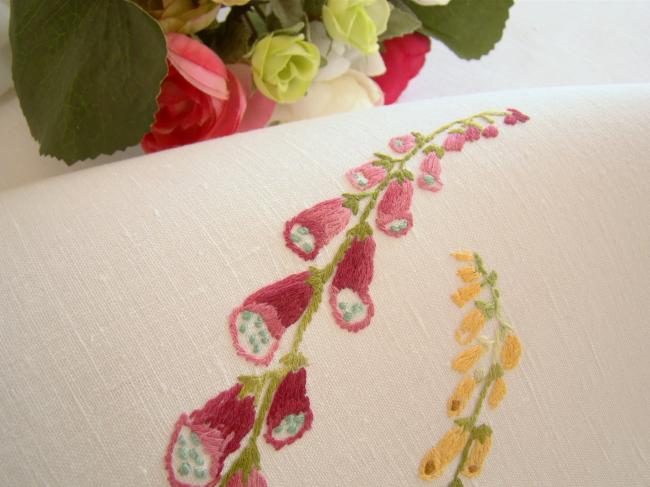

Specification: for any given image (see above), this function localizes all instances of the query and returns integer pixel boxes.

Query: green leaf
[304,0,326,18]
[342,194,360,215]
[406,0,513,60]
[199,7,254,64]
[449,478,464,487]
[472,423,493,443]
[269,0,305,28]
[10,0,167,164]
[380,5,422,41]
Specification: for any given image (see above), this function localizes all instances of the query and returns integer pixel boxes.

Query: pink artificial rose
[373,33,431,104]
[142,33,274,153]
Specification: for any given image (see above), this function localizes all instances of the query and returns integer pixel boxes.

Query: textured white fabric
[1,85,649,487]
[2,0,650,191]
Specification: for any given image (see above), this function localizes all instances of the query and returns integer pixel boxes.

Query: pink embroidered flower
[376,179,414,237]
[226,468,269,487]
[346,161,387,190]
[329,236,375,332]
[264,368,314,450]
[443,133,466,152]
[165,384,255,487]
[482,125,499,138]
[230,272,313,365]
[417,153,443,193]
[507,108,530,123]
[464,125,481,142]
[389,134,416,153]
[284,198,352,260]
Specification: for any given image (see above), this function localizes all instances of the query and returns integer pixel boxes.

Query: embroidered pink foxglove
[346,162,388,191]
[230,272,313,365]
[329,236,375,332]
[376,179,414,237]
[284,198,352,260]
[417,153,443,193]
[264,368,314,450]
[165,384,255,487]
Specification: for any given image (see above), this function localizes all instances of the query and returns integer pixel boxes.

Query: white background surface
[1,1,650,191]
[1,85,649,486]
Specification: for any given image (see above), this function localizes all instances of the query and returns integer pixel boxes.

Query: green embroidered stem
[223,112,508,486]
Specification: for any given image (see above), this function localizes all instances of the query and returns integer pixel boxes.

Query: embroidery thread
[418,251,523,485]
[165,109,529,487]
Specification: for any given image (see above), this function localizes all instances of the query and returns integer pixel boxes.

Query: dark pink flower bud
[417,153,443,193]
[464,125,481,142]
[264,368,314,450]
[226,468,269,487]
[507,107,530,122]
[165,384,255,487]
[504,114,517,125]
[346,161,388,190]
[482,125,499,138]
[329,236,375,332]
[376,179,413,237]
[230,272,313,365]
[284,198,352,260]
[444,133,465,151]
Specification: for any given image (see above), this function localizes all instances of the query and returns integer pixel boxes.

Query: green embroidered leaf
[380,5,422,41]
[474,300,495,319]
[280,351,309,370]
[485,271,498,286]
[199,7,254,64]
[454,417,473,430]
[486,363,504,382]
[269,0,305,28]
[342,194,361,215]
[10,0,167,164]
[407,0,514,60]
[355,221,374,240]
[449,478,464,487]
[402,168,415,181]
[472,423,493,443]
[238,375,265,400]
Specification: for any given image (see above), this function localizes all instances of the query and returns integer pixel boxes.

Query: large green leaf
[380,6,422,41]
[407,0,513,60]
[10,0,167,164]
[269,0,304,28]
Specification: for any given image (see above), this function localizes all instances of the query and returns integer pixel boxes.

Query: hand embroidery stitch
[418,251,524,485]
[165,109,529,487]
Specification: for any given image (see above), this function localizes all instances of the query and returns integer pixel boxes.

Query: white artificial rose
[271,69,384,123]
[309,21,386,82]
[409,0,450,5]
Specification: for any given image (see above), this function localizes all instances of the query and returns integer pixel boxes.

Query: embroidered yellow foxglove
[488,375,507,409]
[457,265,480,282]
[447,375,476,417]
[323,0,390,54]
[501,334,522,369]
[418,447,442,480]
[462,435,492,478]
[252,34,320,103]
[455,308,486,345]
[451,250,474,262]
[452,344,484,373]
[451,282,481,307]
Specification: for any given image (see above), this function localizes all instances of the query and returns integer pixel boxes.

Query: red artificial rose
[373,33,431,105]
[141,33,274,153]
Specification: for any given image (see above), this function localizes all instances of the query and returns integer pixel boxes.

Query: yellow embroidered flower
[451,250,474,262]
[438,425,470,466]
[447,375,476,417]
[418,447,442,480]
[488,376,507,409]
[451,282,481,307]
[501,334,522,369]
[455,308,486,345]
[452,344,484,373]
[457,266,480,282]
[462,435,492,478]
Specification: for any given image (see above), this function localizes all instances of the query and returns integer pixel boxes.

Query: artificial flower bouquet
[9,0,513,164]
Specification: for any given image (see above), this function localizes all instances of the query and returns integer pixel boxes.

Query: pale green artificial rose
[323,0,390,55]
[251,34,321,103]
